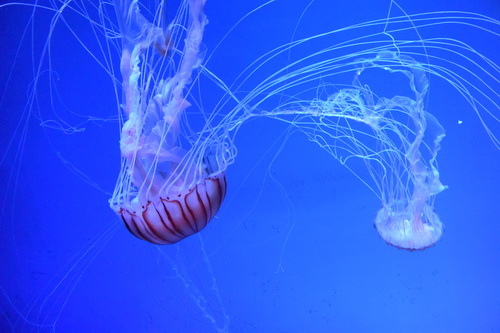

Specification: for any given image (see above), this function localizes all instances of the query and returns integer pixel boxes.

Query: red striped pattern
[119,173,227,244]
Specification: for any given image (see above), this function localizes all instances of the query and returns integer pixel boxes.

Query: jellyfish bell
[117,173,227,244]
[109,0,230,244]
[375,201,444,251]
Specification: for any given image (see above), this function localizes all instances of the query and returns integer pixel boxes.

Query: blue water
[1,0,499,332]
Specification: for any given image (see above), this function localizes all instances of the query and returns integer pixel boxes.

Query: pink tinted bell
[119,173,227,244]
[374,204,443,251]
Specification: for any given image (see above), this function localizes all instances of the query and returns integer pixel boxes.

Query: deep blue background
[1,0,499,332]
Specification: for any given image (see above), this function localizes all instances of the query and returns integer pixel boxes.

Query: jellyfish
[110,0,229,244]
[369,54,447,250]
[255,52,448,250]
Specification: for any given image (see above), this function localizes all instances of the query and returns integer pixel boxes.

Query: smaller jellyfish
[227,10,498,250]
[260,51,447,251]
[110,0,228,244]
[368,54,447,250]
[372,75,446,251]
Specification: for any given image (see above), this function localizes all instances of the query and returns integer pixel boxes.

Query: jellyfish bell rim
[374,203,444,251]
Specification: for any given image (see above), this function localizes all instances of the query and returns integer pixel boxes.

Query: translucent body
[261,52,448,250]
[375,202,443,251]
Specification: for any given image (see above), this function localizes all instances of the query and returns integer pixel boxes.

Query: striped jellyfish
[110,0,229,244]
